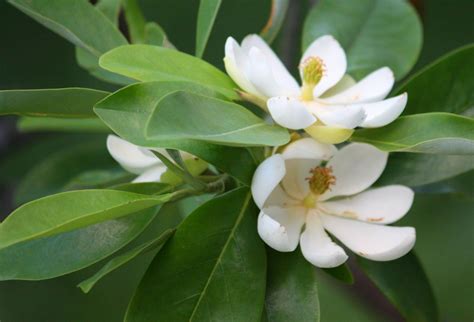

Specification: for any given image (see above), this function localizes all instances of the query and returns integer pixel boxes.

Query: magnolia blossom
[251,138,415,268]
[224,34,407,143]
[107,135,207,183]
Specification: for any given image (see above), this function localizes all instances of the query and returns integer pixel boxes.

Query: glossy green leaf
[302,0,422,80]
[0,88,108,117]
[0,189,172,250]
[352,113,474,154]
[62,168,134,192]
[259,0,289,43]
[265,248,320,322]
[126,188,266,322]
[18,117,110,133]
[321,263,354,284]
[94,81,257,185]
[8,0,127,57]
[123,0,147,44]
[0,207,158,281]
[14,138,118,205]
[146,91,289,146]
[397,44,474,115]
[75,47,133,85]
[377,153,474,187]
[195,0,222,58]
[99,44,238,99]
[358,253,439,322]
[78,229,174,293]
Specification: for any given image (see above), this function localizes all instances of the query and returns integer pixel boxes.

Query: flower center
[303,166,336,208]
[300,56,325,101]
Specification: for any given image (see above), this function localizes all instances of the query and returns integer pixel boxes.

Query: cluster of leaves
[0,0,472,321]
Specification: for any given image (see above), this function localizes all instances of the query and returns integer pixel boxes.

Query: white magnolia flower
[106,135,207,183]
[251,138,415,268]
[224,34,407,143]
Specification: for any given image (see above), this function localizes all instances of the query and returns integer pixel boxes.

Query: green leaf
[0,88,108,117]
[18,117,110,133]
[62,168,134,192]
[126,188,266,322]
[99,44,238,99]
[321,263,354,284]
[144,22,167,46]
[78,229,174,293]
[75,47,133,85]
[358,253,438,322]
[0,189,172,250]
[146,91,289,147]
[259,0,290,43]
[302,0,422,80]
[8,0,127,57]
[94,81,257,185]
[397,44,474,115]
[265,248,320,322]
[352,113,474,154]
[96,0,122,25]
[0,207,158,281]
[14,138,118,205]
[195,0,222,58]
[123,0,147,44]
[377,153,474,187]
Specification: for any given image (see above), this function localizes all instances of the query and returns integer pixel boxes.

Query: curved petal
[267,97,316,130]
[258,206,306,252]
[106,135,159,175]
[321,214,416,261]
[242,34,299,94]
[320,185,414,224]
[224,37,262,98]
[281,159,319,200]
[305,124,354,144]
[320,143,388,200]
[320,67,395,104]
[282,137,336,160]
[300,210,348,268]
[307,102,366,129]
[320,74,356,98]
[360,93,408,128]
[132,165,167,183]
[301,35,347,97]
[251,154,286,209]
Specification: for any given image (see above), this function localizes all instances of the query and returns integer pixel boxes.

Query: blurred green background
[0,0,473,321]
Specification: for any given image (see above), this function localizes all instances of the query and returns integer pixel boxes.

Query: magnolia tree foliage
[0,0,473,321]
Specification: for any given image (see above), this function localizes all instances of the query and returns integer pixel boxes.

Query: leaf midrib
[188,192,252,321]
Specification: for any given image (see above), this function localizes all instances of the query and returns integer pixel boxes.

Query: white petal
[320,185,414,224]
[258,206,306,252]
[307,102,366,129]
[224,37,262,98]
[241,34,300,94]
[320,143,388,200]
[321,214,416,261]
[251,154,286,209]
[247,47,296,98]
[282,137,336,160]
[267,97,316,130]
[320,74,356,98]
[106,135,159,175]
[320,67,395,104]
[300,210,348,268]
[360,93,408,128]
[132,165,167,183]
[301,35,347,97]
[281,159,319,200]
